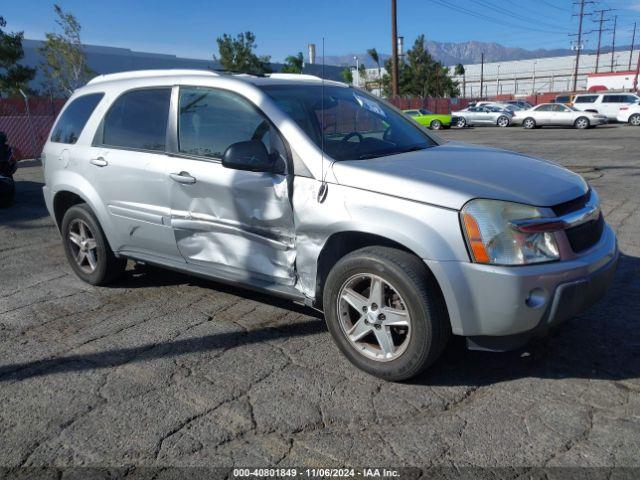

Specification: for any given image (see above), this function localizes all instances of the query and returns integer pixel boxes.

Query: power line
[430,0,570,35]
[473,0,570,32]
[539,0,573,13]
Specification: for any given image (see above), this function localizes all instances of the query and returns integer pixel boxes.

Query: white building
[452,49,639,97]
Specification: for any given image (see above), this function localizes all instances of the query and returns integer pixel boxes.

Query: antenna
[317,37,328,203]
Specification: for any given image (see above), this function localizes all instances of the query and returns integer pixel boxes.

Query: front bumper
[425,223,618,344]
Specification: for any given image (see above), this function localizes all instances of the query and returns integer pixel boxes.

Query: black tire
[456,117,467,128]
[574,116,590,129]
[629,113,640,127]
[497,115,510,127]
[61,203,126,285]
[522,117,536,129]
[430,119,442,130]
[323,246,450,381]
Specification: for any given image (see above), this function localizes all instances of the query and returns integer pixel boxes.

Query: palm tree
[281,52,304,73]
[341,67,353,85]
[358,63,368,90]
[367,48,381,85]
[454,63,466,98]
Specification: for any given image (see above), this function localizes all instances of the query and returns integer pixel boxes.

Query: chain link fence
[0,97,66,160]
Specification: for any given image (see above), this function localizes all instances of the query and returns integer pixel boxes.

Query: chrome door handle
[170,171,196,184]
[90,157,108,167]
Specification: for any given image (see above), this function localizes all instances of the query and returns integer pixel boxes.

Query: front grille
[551,190,604,254]
[565,213,604,253]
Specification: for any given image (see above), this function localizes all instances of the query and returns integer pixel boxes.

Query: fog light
[525,288,547,308]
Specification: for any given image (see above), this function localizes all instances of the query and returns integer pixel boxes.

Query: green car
[403,109,452,130]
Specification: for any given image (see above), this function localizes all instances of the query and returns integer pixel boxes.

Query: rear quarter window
[50,93,104,144]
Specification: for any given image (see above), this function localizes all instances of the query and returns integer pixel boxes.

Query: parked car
[42,70,618,381]
[616,101,640,126]
[513,103,608,129]
[554,94,576,105]
[0,131,17,208]
[506,100,534,110]
[403,108,452,130]
[451,104,513,127]
[572,93,640,121]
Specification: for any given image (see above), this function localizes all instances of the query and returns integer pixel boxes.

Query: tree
[454,63,466,98]
[216,32,271,75]
[0,16,36,97]
[367,47,381,85]
[358,63,368,90]
[381,35,459,98]
[281,52,304,74]
[40,5,94,96]
[340,67,353,85]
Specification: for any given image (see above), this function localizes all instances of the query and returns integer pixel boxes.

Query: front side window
[177,87,285,162]
[419,109,433,115]
[260,85,437,162]
[102,88,171,151]
[51,93,104,144]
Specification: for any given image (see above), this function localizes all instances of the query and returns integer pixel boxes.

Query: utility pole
[571,0,593,92]
[480,52,484,99]
[630,22,637,71]
[611,15,618,72]
[390,0,399,97]
[593,9,613,73]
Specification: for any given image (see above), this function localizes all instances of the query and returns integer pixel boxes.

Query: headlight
[461,199,560,265]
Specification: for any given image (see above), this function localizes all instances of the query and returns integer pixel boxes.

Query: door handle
[90,157,108,167]
[170,171,196,184]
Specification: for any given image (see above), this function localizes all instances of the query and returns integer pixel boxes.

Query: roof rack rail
[267,73,322,81]
[87,69,219,85]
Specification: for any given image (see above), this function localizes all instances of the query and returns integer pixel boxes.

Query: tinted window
[178,87,286,161]
[555,96,569,103]
[624,95,639,103]
[51,93,104,144]
[602,95,620,103]
[102,88,171,151]
[574,96,598,103]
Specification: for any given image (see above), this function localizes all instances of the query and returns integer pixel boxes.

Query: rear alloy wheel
[430,119,442,130]
[574,116,590,129]
[323,246,450,381]
[630,114,640,126]
[523,117,536,129]
[456,117,467,128]
[497,115,510,127]
[61,204,126,285]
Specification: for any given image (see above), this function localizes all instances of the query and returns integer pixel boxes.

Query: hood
[331,142,588,210]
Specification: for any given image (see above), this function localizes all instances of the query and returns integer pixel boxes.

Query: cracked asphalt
[0,124,639,474]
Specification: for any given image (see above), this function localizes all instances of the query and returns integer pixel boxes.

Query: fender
[49,169,120,252]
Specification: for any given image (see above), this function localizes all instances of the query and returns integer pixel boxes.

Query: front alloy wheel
[456,117,467,128]
[630,114,640,126]
[338,273,411,362]
[323,246,450,381]
[575,117,590,129]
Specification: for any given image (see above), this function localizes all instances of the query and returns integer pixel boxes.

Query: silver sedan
[451,105,513,128]
[513,103,608,129]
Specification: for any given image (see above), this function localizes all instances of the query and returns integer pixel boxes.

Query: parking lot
[1,124,639,473]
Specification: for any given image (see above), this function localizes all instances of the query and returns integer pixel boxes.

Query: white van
[572,93,640,121]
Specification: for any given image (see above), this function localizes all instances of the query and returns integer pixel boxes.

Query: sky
[4,0,640,62]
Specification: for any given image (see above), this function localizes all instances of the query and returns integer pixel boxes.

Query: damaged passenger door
[167,86,296,286]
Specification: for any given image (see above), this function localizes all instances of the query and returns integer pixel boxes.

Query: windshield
[260,85,438,161]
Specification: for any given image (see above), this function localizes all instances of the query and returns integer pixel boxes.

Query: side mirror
[222,140,275,173]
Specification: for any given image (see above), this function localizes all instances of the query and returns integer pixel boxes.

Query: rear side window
[574,96,598,103]
[102,88,171,152]
[51,93,104,144]
[602,95,622,103]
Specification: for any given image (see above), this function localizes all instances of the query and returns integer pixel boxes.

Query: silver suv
[42,70,618,380]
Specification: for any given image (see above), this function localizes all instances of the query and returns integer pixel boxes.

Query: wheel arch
[50,172,118,251]
[313,230,445,309]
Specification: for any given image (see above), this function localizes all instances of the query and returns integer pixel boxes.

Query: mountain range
[323,40,629,68]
